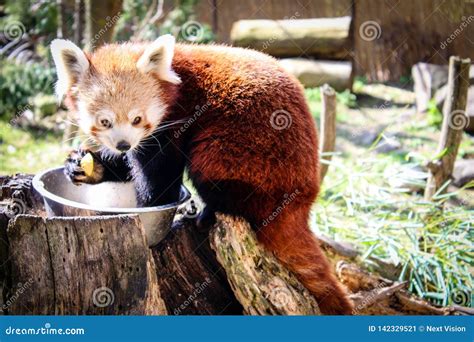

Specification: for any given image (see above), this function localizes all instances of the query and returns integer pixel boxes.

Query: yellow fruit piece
[81,153,94,177]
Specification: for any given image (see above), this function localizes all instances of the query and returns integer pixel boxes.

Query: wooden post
[424,56,470,200]
[319,84,337,183]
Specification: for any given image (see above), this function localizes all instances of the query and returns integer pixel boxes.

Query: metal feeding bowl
[32,167,191,247]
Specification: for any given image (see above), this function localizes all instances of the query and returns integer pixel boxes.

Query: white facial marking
[146,100,166,123]
[128,109,141,121]
[77,100,93,134]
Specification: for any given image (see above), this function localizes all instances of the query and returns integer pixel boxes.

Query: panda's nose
[116,140,131,152]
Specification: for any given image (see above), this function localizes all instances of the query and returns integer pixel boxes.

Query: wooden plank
[195,0,474,81]
[196,0,353,42]
[353,0,471,81]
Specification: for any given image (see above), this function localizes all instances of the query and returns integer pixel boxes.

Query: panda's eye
[132,116,142,125]
[100,118,112,128]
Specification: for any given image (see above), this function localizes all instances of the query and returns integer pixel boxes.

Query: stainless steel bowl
[32,167,191,247]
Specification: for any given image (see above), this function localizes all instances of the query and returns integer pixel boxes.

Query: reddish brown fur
[72,42,353,314]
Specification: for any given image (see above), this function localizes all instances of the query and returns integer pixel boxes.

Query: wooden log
[230,17,351,59]
[336,261,471,315]
[6,214,166,315]
[279,59,352,90]
[151,218,243,315]
[425,56,471,200]
[318,84,337,183]
[210,213,321,315]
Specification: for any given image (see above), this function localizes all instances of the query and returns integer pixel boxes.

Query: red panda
[51,35,353,315]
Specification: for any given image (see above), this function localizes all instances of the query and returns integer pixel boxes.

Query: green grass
[313,152,473,306]
[0,121,65,174]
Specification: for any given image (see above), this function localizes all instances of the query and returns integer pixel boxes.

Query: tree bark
[83,0,123,51]
[73,0,85,46]
[210,214,320,315]
[424,56,471,200]
[151,218,242,315]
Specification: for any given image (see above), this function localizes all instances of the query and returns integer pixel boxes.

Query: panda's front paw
[64,149,104,185]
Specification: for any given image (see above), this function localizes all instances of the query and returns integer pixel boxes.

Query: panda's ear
[50,39,90,101]
[136,34,181,84]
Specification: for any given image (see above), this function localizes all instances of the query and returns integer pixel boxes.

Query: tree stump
[6,215,165,315]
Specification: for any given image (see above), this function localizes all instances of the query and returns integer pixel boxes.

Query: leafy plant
[426,99,443,128]
[0,60,55,120]
[114,0,214,43]
[0,0,58,40]
[352,76,368,93]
